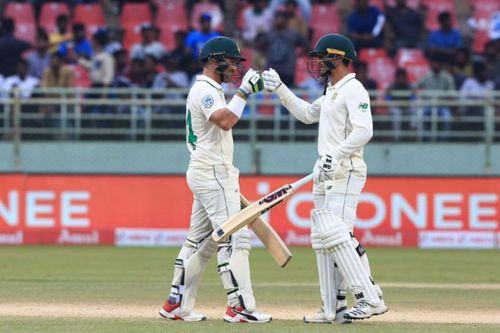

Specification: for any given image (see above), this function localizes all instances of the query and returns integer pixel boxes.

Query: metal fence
[1,87,499,144]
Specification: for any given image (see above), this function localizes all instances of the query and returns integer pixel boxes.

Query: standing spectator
[58,23,93,63]
[257,10,308,87]
[427,11,463,58]
[79,29,115,88]
[386,68,415,141]
[241,0,274,44]
[385,0,424,53]
[49,15,72,52]
[185,14,220,59]
[413,54,456,141]
[130,23,167,61]
[354,61,377,91]
[0,18,31,77]
[2,59,40,99]
[347,0,385,50]
[27,29,51,80]
[284,0,309,39]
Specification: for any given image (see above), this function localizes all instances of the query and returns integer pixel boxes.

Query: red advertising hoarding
[0,174,498,248]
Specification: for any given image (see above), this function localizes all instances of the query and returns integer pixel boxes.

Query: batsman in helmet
[262,33,388,322]
[159,36,271,323]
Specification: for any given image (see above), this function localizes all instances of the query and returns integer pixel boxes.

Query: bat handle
[291,173,313,190]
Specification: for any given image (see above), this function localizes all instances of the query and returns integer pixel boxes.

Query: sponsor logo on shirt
[202,95,214,108]
[358,102,368,111]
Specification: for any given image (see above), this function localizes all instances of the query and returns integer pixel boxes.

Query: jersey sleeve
[198,86,227,119]
[332,85,373,160]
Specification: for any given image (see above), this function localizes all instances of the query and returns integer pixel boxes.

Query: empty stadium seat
[120,3,152,27]
[40,2,70,33]
[5,2,35,24]
[395,49,425,67]
[402,59,430,84]
[156,1,188,28]
[358,48,388,62]
[366,57,396,91]
[310,3,340,47]
[383,0,421,10]
[123,25,142,51]
[422,0,457,31]
[74,4,105,37]
[15,23,36,43]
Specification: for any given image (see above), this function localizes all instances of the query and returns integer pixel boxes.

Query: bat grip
[290,173,313,190]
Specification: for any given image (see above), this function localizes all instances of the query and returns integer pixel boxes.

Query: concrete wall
[0,142,498,175]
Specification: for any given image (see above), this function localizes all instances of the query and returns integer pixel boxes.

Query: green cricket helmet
[307,34,357,80]
[199,36,246,83]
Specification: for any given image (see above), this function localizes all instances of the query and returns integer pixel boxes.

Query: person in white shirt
[2,59,40,98]
[262,33,388,322]
[159,36,271,323]
[130,23,167,61]
[242,0,274,44]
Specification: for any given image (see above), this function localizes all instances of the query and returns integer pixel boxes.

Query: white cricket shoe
[343,299,388,320]
[159,300,206,321]
[303,306,352,324]
[223,306,272,323]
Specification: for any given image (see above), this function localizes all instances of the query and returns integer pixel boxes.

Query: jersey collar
[328,73,356,90]
[196,74,222,90]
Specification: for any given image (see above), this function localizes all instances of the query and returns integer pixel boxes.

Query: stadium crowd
[0,0,498,140]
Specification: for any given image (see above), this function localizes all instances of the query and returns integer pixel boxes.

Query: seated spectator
[452,47,472,90]
[459,61,494,117]
[270,0,311,23]
[385,0,424,53]
[104,28,123,55]
[49,15,72,52]
[58,23,93,63]
[27,29,50,80]
[484,40,500,86]
[2,59,40,99]
[144,54,159,87]
[413,54,456,141]
[185,14,221,59]
[168,31,197,78]
[284,0,309,39]
[111,49,129,87]
[130,23,167,61]
[427,11,463,58]
[127,58,148,87]
[354,61,377,91]
[347,0,385,50]
[242,0,274,44]
[257,10,308,87]
[385,68,416,141]
[0,18,31,77]
[152,55,189,113]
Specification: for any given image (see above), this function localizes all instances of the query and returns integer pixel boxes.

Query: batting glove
[238,68,264,98]
[313,154,337,185]
[262,68,283,92]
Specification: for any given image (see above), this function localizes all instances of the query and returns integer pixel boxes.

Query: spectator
[144,54,159,87]
[459,61,494,119]
[269,0,311,23]
[347,0,385,50]
[104,28,123,55]
[257,10,308,87]
[130,23,167,61]
[2,59,40,99]
[354,61,377,91]
[385,0,424,53]
[26,29,50,80]
[168,31,197,79]
[386,68,416,141]
[112,49,129,87]
[127,58,147,87]
[79,29,115,88]
[49,15,72,52]
[284,0,309,39]
[58,23,93,63]
[413,54,456,141]
[192,0,224,31]
[452,47,472,90]
[241,0,274,44]
[484,40,500,86]
[427,11,463,58]
[185,14,220,59]
[152,55,189,113]
[0,18,31,77]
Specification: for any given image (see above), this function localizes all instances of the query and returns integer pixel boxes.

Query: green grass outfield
[0,246,499,333]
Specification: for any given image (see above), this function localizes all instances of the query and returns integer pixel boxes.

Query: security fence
[1,88,499,144]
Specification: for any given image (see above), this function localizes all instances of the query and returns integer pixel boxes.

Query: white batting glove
[262,68,283,92]
[238,68,264,98]
[313,154,337,185]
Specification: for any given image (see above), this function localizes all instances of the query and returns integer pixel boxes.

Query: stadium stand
[74,4,106,38]
[39,2,70,33]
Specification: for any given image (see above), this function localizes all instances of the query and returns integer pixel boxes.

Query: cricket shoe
[303,306,352,324]
[223,306,272,323]
[159,300,206,321]
[343,299,388,320]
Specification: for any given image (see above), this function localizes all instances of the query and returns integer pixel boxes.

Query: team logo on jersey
[358,102,369,111]
[202,95,214,108]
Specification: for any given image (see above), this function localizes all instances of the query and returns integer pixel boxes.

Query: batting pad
[311,228,336,320]
[312,208,379,306]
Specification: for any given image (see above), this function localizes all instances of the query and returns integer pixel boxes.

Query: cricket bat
[212,174,313,243]
[241,194,292,267]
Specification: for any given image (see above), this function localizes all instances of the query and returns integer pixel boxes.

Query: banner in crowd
[0,174,498,249]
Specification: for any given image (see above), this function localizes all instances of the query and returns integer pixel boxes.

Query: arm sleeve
[331,87,373,160]
[274,84,322,124]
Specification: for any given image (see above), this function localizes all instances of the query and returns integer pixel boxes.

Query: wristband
[227,94,247,119]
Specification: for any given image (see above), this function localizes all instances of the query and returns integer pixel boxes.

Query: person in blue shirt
[347,0,385,50]
[185,14,220,59]
[58,23,93,63]
[427,11,463,58]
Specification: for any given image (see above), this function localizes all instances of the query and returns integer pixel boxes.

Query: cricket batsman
[159,36,271,323]
[262,33,388,321]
